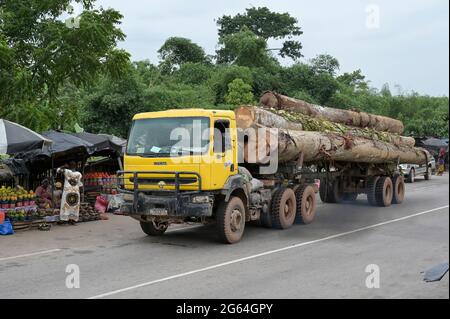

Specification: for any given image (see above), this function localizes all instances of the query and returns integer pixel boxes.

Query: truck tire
[392,175,405,204]
[319,180,333,203]
[407,169,415,183]
[216,196,246,244]
[343,193,358,202]
[375,176,393,207]
[329,179,343,203]
[367,176,380,206]
[140,220,168,236]
[270,187,296,229]
[294,186,316,224]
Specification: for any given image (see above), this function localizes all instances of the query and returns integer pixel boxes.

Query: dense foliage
[0,3,448,138]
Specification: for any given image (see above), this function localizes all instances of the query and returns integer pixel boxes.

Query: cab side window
[214,120,230,153]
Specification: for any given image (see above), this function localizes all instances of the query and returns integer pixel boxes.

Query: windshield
[127,117,210,157]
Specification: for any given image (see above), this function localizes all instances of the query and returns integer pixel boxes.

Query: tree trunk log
[236,106,415,147]
[260,91,405,134]
[242,127,428,165]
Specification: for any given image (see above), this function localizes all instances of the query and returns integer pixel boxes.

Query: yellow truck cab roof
[133,109,236,120]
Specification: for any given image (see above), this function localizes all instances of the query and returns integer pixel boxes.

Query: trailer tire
[392,175,405,204]
[216,196,246,244]
[367,176,380,206]
[343,193,358,202]
[329,179,343,203]
[319,180,333,203]
[270,187,296,229]
[294,186,316,224]
[140,220,168,236]
[375,176,393,207]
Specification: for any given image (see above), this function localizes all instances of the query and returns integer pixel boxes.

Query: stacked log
[260,91,404,134]
[235,103,428,166]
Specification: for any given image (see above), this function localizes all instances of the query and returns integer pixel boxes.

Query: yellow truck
[118,109,318,244]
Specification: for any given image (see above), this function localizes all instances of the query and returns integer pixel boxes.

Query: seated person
[35,179,52,206]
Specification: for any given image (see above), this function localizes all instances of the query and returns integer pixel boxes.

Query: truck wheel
[343,193,358,202]
[375,177,393,207]
[329,179,343,203]
[216,196,246,244]
[319,180,333,203]
[294,186,316,224]
[407,169,415,183]
[392,175,405,204]
[140,220,168,236]
[367,176,380,206]
[270,187,296,229]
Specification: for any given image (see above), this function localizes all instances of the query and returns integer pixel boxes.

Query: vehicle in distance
[399,158,435,183]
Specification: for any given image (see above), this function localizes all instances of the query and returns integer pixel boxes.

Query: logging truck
[117,108,415,244]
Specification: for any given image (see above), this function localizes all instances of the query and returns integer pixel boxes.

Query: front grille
[129,177,197,185]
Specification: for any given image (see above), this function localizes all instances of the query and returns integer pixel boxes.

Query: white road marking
[0,249,61,262]
[88,205,449,299]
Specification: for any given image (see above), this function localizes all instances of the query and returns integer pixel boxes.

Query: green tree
[217,7,303,60]
[216,29,270,67]
[158,37,209,74]
[209,65,253,104]
[224,78,255,105]
[0,0,129,131]
[310,54,340,76]
[83,68,147,137]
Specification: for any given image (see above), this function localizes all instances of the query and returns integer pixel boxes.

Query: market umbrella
[0,119,52,155]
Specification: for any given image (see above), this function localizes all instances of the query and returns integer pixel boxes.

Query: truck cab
[119,109,318,244]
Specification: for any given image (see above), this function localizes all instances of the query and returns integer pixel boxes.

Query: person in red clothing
[35,179,52,206]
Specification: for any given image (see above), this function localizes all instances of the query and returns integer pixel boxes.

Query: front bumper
[120,192,213,217]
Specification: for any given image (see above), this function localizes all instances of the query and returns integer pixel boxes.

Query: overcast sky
[94,0,449,96]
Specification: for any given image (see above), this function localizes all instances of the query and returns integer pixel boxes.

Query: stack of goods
[84,172,118,205]
[0,186,39,230]
[235,92,429,165]
[79,202,101,222]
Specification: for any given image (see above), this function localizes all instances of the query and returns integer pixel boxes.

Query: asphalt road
[1,174,448,299]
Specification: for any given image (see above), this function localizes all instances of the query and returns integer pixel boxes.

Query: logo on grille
[158,181,166,189]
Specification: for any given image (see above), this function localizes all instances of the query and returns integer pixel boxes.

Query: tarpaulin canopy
[72,132,122,156]
[0,119,52,155]
[98,134,127,155]
[14,131,93,172]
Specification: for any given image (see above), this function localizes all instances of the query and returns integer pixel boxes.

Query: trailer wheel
[329,179,343,203]
[270,187,296,229]
[319,180,333,203]
[294,186,316,224]
[367,176,380,206]
[343,193,358,202]
[392,175,405,204]
[375,176,393,207]
[216,196,246,244]
[140,220,168,236]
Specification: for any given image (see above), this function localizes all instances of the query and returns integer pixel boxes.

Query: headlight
[192,196,211,204]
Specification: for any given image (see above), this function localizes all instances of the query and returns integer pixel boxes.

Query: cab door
[210,118,236,189]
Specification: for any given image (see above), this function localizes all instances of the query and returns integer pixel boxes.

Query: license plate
[149,208,168,216]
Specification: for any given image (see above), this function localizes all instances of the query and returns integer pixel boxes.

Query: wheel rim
[398,179,405,197]
[230,208,243,232]
[284,197,295,219]
[304,195,314,216]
